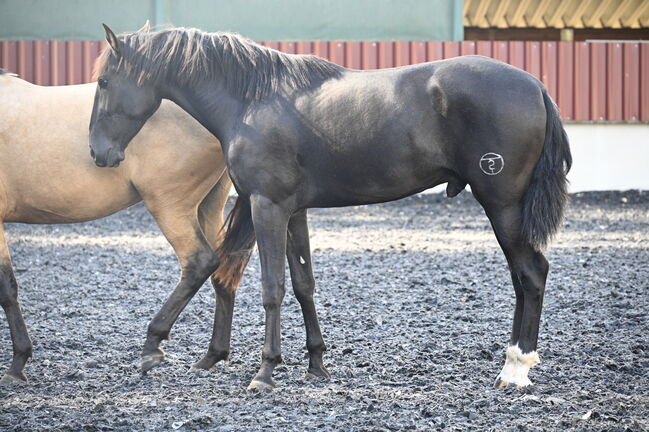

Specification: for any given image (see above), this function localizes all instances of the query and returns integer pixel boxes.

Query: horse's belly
[4,176,139,224]
[305,144,448,207]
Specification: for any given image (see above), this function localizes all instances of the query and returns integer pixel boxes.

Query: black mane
[96,28,343,100]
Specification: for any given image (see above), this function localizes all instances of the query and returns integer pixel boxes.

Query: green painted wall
[0,0,463,41]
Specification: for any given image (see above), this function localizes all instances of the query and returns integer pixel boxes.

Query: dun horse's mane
[93,28,343,100]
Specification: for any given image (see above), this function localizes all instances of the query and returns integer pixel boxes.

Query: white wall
[565,124,649,192]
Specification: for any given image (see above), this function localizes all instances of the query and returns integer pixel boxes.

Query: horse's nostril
[90,148,95,159]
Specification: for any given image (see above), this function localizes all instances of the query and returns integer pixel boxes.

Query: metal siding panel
[574,42,591,121]
[411,41,427,64]
[34,41,51,86]
[460,41,476,56]
[525,42,541,80]
[362,42,378,69]
[18,41,35,83]
[509,41,525,70]
[558,42,574,121]
[494,41,509,63]
[82,41,99,83]
[346,42,362,69]
[66,41,83,85]
[51,40,67,86]
[476,41,492,57]
[641,44,649,122]
[427,42,444,61]
[623,43,640,121]
[3,41,19,74]
[279,41,297,54]
[542,42,558,101]
[296,41,313,55]
[591,43,607,121]
[378,42,394,68]
[330,42,346,66]
[607,42,624,121]
[395,41,410,67]
[443,41,460,59]
[313,41,329,60]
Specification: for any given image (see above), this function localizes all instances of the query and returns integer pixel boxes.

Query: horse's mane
[93,28,343,100]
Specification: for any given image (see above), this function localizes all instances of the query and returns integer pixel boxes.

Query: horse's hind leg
[192,175,239,371]
[286,210,329,380]
[479,202,548,387]
[141,206,219,372]
[0,223,33,384]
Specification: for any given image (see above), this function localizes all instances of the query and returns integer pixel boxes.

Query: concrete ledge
[565,124,649,192]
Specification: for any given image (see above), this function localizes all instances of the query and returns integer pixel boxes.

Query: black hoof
[0,371,27,385]
[306,366,331,380]
[247,378,276,391]
[141,350,165,373]
[191,350,229,371]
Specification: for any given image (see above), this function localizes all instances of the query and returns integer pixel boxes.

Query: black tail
[521,89,573,251]
[212,197,256,290]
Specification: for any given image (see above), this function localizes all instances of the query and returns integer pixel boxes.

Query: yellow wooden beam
[474,0,492,27]
[547,0,573,28]
[604,0,633,28]
[527,0,553,27]
[464,0,474,26]
[565,0,597,29]
[585,0,610,28]
[623,0,649,28]
[491,0,514,28]
[510,0,533,27]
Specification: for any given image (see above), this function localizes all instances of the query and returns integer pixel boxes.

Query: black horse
[89,25,571,390]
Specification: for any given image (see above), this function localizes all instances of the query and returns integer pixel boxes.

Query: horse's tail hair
[521,89,572,251]
[212,196,256,291]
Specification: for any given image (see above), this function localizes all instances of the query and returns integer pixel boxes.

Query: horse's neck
[163,81,244,147]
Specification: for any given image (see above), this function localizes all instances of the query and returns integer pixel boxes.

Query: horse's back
[0,76,222,223]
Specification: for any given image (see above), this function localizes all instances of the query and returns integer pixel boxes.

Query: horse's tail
[212,196,256,290]
[521,89,573,251]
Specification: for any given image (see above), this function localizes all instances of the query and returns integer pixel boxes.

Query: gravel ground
[0,190,647,431]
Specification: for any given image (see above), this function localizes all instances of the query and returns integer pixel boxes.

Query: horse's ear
[137,20,151,33]
[102,23,120,57]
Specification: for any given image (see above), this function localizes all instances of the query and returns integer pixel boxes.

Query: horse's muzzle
[90,146,124,168]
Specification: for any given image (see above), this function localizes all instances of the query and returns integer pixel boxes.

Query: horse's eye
[98,78,108,89]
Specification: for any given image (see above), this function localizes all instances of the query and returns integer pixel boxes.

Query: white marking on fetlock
[496,344,540,387]
[299,256,306,265]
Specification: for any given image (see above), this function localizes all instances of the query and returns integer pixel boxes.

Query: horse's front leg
[0,223,32,384]
[247,195,290,390]
[286,210,329,380]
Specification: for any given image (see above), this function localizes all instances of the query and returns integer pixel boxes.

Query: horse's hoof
[247,378,275,392]
[494,375,533,388]
[306,366,331,380]
[0,372,27,386]
[191,350,229,371]
[141,352,165,373]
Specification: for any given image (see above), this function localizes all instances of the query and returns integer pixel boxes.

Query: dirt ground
[0,191,647,431]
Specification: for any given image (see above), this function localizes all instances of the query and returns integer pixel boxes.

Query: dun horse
[0,66,249,384]
[90,25,572,390]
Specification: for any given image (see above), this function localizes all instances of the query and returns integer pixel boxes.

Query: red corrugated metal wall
[1,40,647,122]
